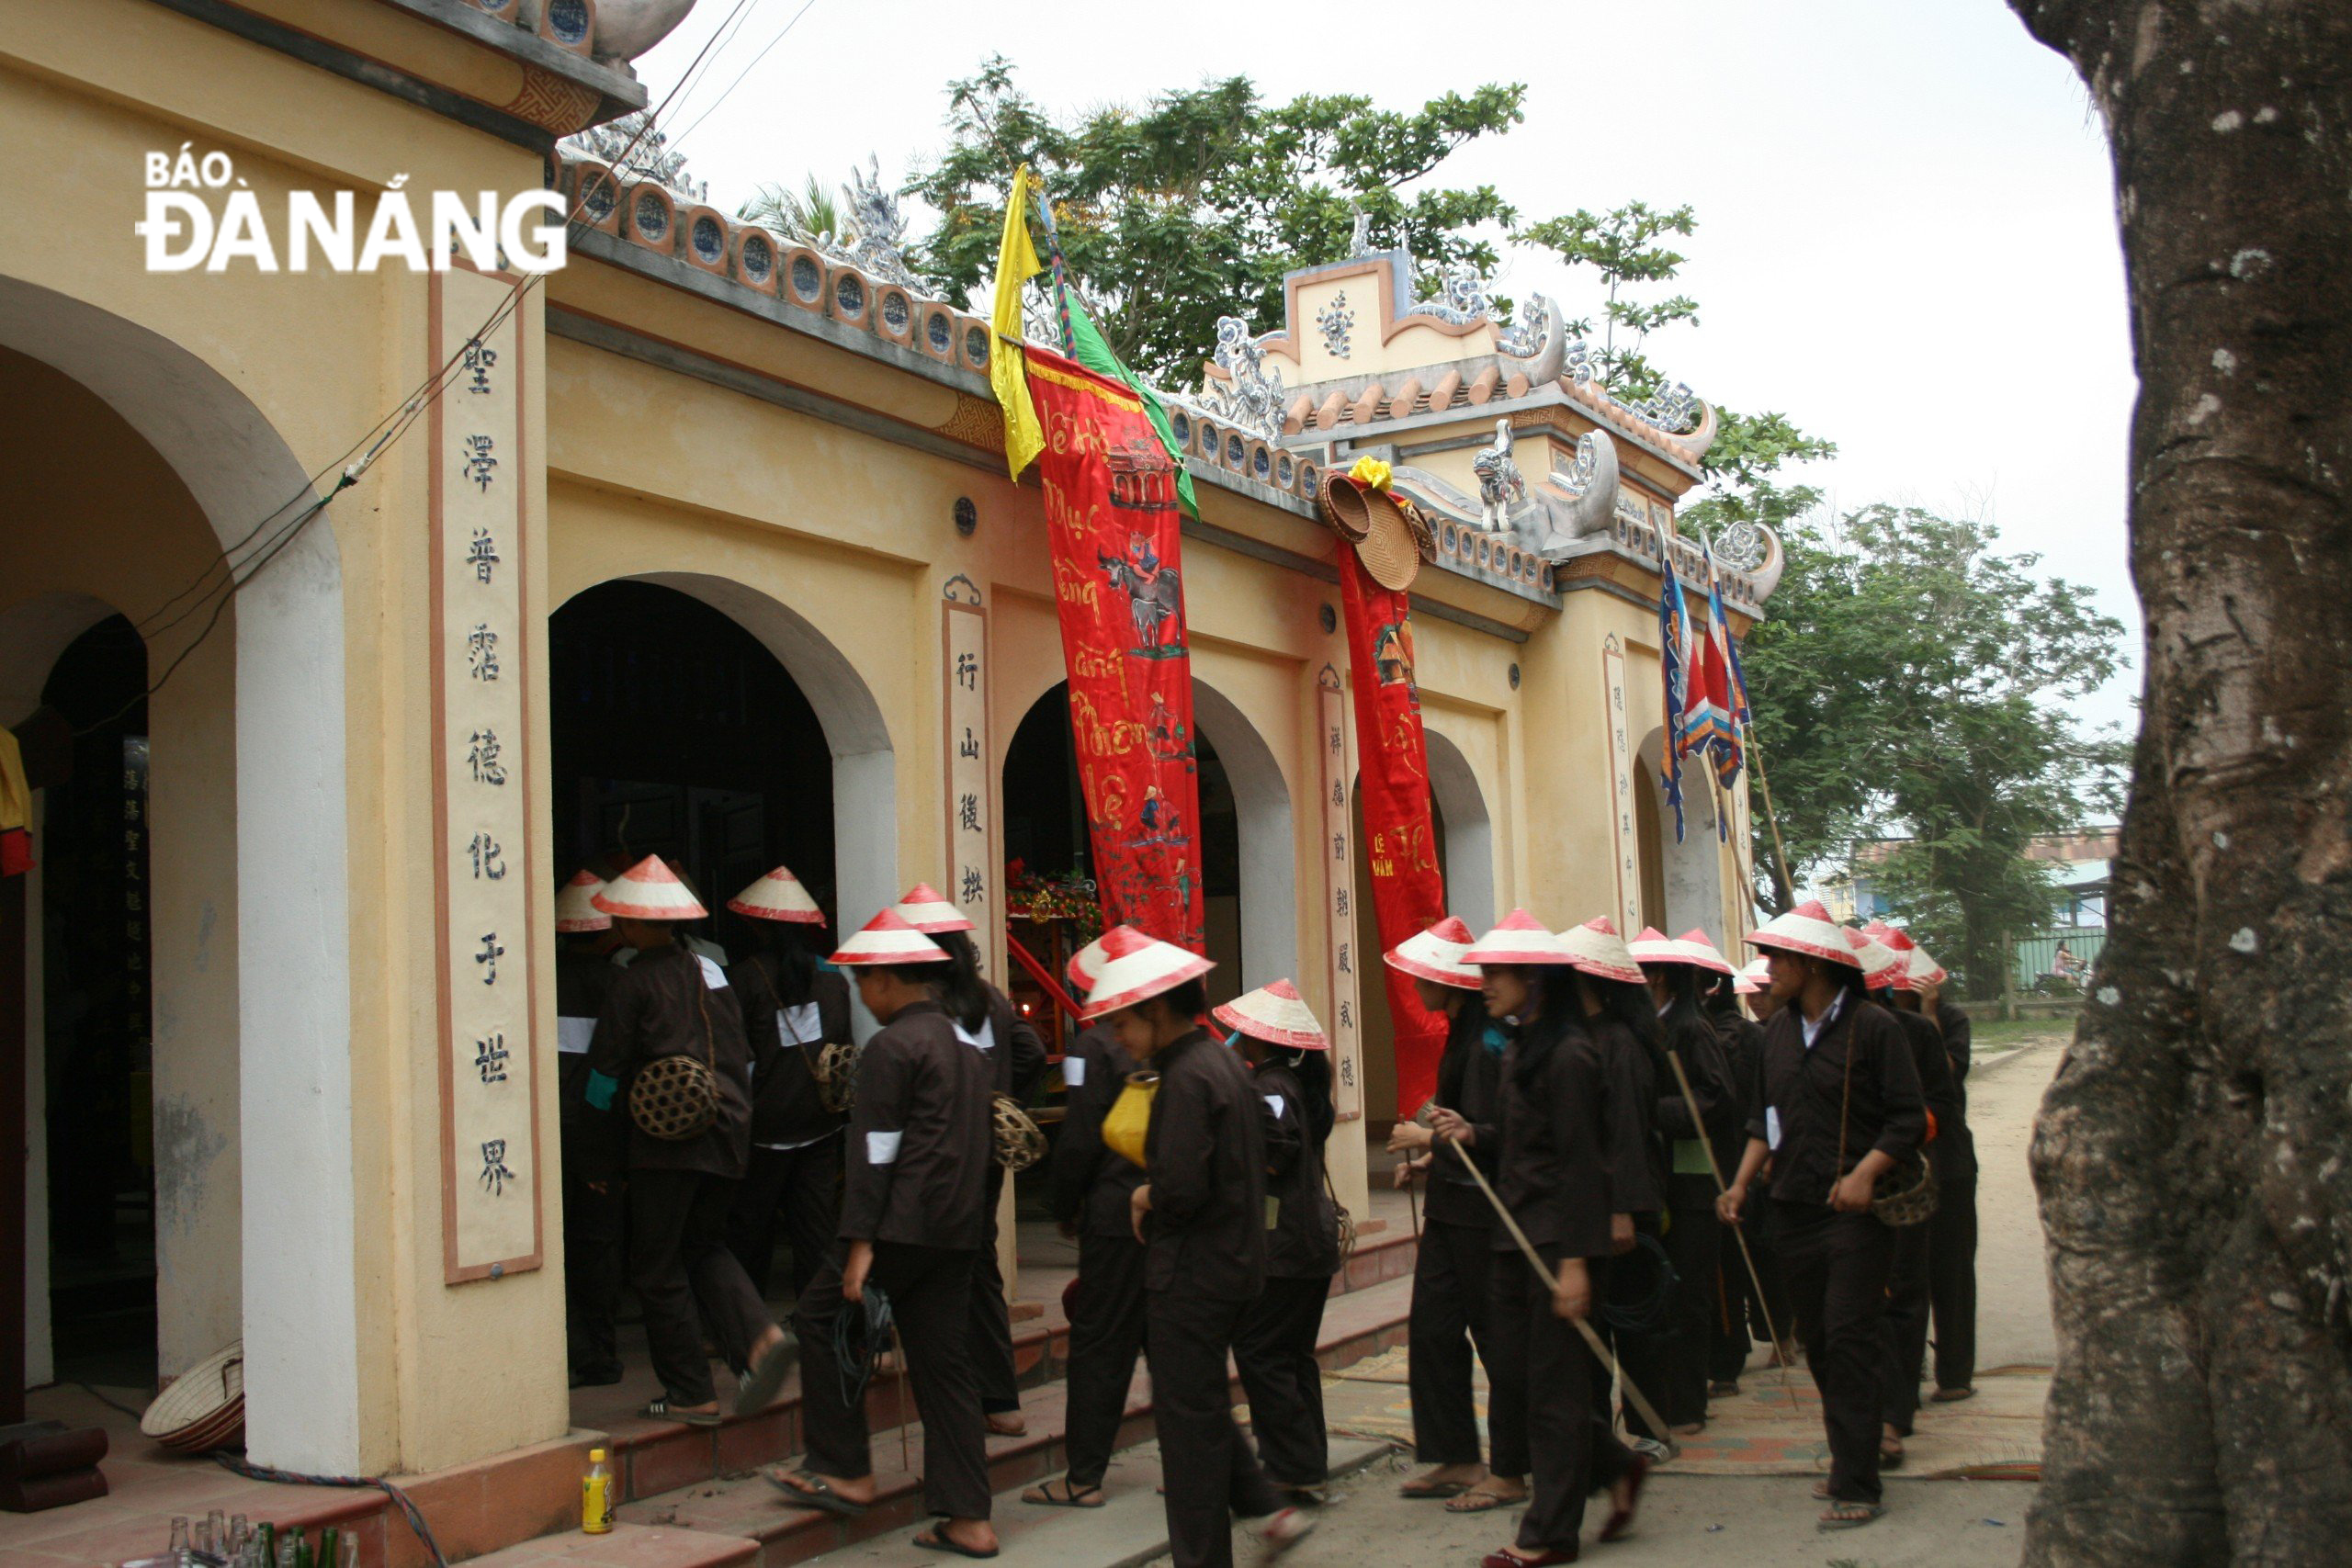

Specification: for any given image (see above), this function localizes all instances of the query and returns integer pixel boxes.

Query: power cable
[661,0,821,153]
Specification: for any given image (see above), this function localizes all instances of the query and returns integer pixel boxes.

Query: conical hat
[1673,928,1736,976]
[1743,899,1858,967]
[1733,965,1763,996]
[1080,924,1216,1020]
[1905,942,1949,989]
[1464,908,1577,966]
[1872,926,1921,992]
[1384,916,1482,989]
[592,854,708,920]
[829,908,949,966]
[1559,916,1645,985]
[1626,925,1692,967]
[1213,978,1329,1051]
[728,865,825,924]
[555,870,612,933]
[1066,931,1114,993]
[1846,927,1902,987]
[893,882,973,935]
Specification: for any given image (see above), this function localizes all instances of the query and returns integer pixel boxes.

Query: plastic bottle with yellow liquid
[582,1448,616,1534]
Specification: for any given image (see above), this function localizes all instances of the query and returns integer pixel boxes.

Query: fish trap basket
[816,1040,863,1113]
[993,1096,1047,1172]
[629,1055,718,1141]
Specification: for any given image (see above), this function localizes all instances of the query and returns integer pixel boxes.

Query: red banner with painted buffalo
[1024,345,1207,953]
[1337,547,1449,1117]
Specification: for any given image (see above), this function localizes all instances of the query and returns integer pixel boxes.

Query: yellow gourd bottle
[582,1448,615,1534]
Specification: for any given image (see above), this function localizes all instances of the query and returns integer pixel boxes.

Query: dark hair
[1510,967,1587,1089]
[932,930,992,1033]
[1699,969,1740,1020]
[1646,962,1702,1015]
[1146,977,1208,1023]
[762,920,820,1008]
[865,959,948,990]
[1289,1048,1336,1144]
[1435,997,1488,1109]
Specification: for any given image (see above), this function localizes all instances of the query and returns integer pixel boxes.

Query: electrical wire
[211,1454,449,1568]
[661,0,821,153]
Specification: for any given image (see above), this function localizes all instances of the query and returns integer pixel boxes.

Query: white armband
[1062,1055,1086,1088]
[865,1129,904,1166]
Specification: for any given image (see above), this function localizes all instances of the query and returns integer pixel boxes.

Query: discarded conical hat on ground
[1743,899,1860,967]
[1560,916,1646,985]
[1905,941,1949,989]
[892,882,973,935]
[1673,928,1736,976]
[1627,925,1695,967]
[1080,924,1216,1020]
[1213,978,1329,1051]
[829,908,950,966]
[555,870,612,932]
[1464,908,1577,966]
[1384,916,1483,989]
[728,865,825,924]
[1847,927,1903,987]
[592,854,708,921]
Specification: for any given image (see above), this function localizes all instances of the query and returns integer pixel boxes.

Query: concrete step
[458,1521,762,1568]
[612,1275,1413,1568]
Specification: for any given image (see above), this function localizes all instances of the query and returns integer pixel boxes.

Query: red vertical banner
[1336,547,1448,1117]
[1024,346,1207,953]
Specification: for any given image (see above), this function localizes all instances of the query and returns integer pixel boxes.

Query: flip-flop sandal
[764,1467,868,1518]
[733,1334,800,1416]
[1598,1454,1650,1542]
[1930,1386,1977,1404]
[642,1399,721,1428]
[1445,1486,1524,1514]
[1398,1481,1472,1499]
[1021,1479,1105,1508]
[1881,1444,1906,1471]
[913,1529,1000,1560]
[1819,1502,1887,1530]
[1811,1480,1835,1500]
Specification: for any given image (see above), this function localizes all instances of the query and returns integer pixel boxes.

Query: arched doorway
[1423,727,1496,933]
[1634,726,1725,938]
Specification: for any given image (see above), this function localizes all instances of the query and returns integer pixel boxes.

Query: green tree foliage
[1738,504,2129,993]
[905,58,1525,383]
[1515,201,1698,400]
[738,173,846,247]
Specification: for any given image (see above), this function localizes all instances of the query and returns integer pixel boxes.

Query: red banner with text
[1025,346,1207,953]
[1337,546,1448,1116]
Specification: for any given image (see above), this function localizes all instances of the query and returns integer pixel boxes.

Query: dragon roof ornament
[1563,336,1703,436]
[814,154,925,296]
[562,112,705,203]
[1404,259,1494,327]
[1198,314,1289,441]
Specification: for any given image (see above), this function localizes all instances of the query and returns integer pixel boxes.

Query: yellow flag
[989,164,1047,479]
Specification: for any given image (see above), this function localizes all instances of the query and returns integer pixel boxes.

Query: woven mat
[1321,1351,2048,1482]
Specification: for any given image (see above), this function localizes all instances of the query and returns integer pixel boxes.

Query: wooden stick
[1660,1048,1803,1415]
[1434,1134,1676,1451]
[1741,725,1799,906]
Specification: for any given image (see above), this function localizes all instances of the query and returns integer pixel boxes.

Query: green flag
[1058,289,1201,525]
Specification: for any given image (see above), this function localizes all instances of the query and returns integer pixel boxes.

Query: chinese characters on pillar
[1601,634,1644,941]
[1317,668,1363,1122]
[942,577,995,978]
[433,266,539,1282]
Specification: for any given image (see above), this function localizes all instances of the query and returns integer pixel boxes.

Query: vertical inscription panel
[1318,667,1363,1122]
[432,265,541,1283]
[1601,634,1642,942]
[942,578,995,978]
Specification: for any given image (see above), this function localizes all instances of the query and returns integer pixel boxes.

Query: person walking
[893,883,1048,1438]
[1089,926,1313,1567]
[1218,980,1341,1504]
[1717,902,1926,1531]
[766,908,999,1560]
[581,856,791,1427]
[1383,918,1521,1512]
[723,866,852,1304]
[1464,910,1644,1567]
[1701,953,1790,1393]
[1915,944,1978,1403]
[555,870,626,1389]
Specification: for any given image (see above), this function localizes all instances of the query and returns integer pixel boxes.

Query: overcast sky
[621,0,2142,739]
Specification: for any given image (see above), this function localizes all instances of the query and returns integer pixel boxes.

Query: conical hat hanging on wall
[729,865,825,924]
[555,870,612,933]
[592,855,708,921]
[1213,978,1329,1051]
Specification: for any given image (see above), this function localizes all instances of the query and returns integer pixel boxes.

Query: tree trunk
[2007,3,2352,1562]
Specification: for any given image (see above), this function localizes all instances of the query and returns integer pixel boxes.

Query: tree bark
[2007,3,2352,1562]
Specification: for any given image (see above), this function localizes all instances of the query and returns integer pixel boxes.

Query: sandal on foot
[764,1467,867,1518]
[1930,1385,1976,1404]
[733,1333,799,1416]
[1398,1479,1472,1499]
[1258,1509,1317,1555]
[1881,1442,1905,1471]
[985,1411,1028,1438]
[1819,1501,1886,1530]
[913,1529,999,1560]
[1446,1484,1524,1514]
[1480,1551,1577,1568]
[1707,1380,1740,1398]
[1598,1455,1649,1543]
[1021,1478,1105,1508]
[642,1399,721,1428]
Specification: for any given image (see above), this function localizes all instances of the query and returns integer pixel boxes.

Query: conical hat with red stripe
[1080,924,1216,1020]
[592,855,708,921]
[1213,978,1329,1051]
[1872,926,1921,992]
[1673,928,1736,976]
[892,882,973,934]
[728,865,825,925]
[1560,917,1645,985]
[1464,908,1577,966]
[1384,916,1482,989]
[1743,899,1858,967]
[1847,926,1902,987]
[829,908,949,966]
[1733,957,1766,996]
[555,870,612,933]
[1067,931,1113,992]
[1626,925,1693,968]
[1905,941,1949,989]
